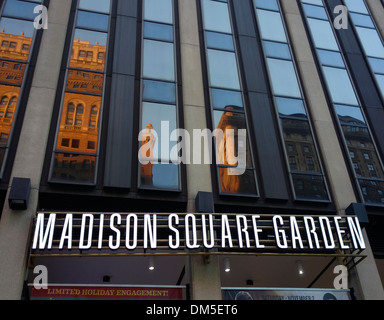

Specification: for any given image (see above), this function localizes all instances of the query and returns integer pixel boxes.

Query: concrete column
[0,0,72,300]
[365,0,384,39]
[281,0,384,300]
[178,0,222,300]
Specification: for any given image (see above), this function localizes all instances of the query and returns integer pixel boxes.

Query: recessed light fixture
[224,258,231,273]
[296,260,304,275]
[149,256,155,271]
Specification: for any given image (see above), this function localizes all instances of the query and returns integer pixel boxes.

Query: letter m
[32,214,56,250]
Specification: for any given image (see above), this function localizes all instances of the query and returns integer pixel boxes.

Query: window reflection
[51,153,96,184]
[50,1,110,184]
[139,0,180,191]
[292,173,329,201]
[0,0,41,172]
[202,0,258,196]
[301,0,384,205]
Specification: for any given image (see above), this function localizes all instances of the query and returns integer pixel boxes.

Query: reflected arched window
[89,105,98,128]
[0,96,9,106]
[9,96,17,106]
[75,104,84,126]
[66,103,75,125]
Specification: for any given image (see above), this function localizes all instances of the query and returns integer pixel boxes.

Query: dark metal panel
[248,92,289,200]
[104,74,136,189]
[231,0,256,37]
[112,15,137,76]
[238,35,268,94]
[117,0,138,18]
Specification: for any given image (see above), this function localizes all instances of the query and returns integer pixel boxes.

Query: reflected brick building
[0,0,384,302]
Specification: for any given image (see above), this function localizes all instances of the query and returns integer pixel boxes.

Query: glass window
[266,58,301,98]
[3,0,38,20]
[205,31,234,51]
[142,80,176,104]
[323,67,359,105]
[143,40,175,82]
[207,49,241,90]
[254,0,279,11]
[344,0,369,14]
[51,0,111,185]
[144,0,173,24]
[292,173,329,201]
[213,110,252,168]
[211,88,243,109]
[307,18,339,51]
[275,97,307,118]
[76,10,110,32]
[79,0,111,14]
[318,49,345,68]
[256,9,287,42]
[368,57,384,74]
[302,3,328,20]
[144,21,174,42]
[355,27,384,59]
[140,162,180,190]
[264,41,291,60]
[141,102,177,162]
[350,12,374,28]
[201,0,232,34]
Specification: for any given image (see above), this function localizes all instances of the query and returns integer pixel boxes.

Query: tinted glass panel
[141,102,177,161]
[219,167,257,195]
[211,88,243,109]
[144,0,173,24]
[307,18,339,51]
[207,49,240,90]
[254,0,279,11]
[79,0,111,13]
[355,27,384,59]
[51,153,97,184]
[359,179,384,204]
[143,40,175,81]
[267,58,301,98]
[323,67,358,105]
[213,110,252,168]
[292,173,329,201]
[144,21,174,42]
[201,0,232,34]
[318,49,345,68]
[205,31,234,51]
[368,57,384,74]
[280,118,321,173]
[76,10,109,32]
[276,97,307,118]
[264,41,291,60]
[256,9,287,42]
[140,162,180,190]
[142,80,176,104]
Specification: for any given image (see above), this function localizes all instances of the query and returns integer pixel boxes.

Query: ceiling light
[224,258,231,273]
[296,260,304,275]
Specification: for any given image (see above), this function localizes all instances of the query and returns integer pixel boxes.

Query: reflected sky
[79,0,111,14]
[73,28,108,46]
[0,17,34,37]
[335,104,366,123]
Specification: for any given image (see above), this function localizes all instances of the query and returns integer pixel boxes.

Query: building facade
[0,0,383,300]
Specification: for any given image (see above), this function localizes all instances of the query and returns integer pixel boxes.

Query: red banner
[31,285,183,300]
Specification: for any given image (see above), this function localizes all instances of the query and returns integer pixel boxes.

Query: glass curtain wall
[49,0,112,184]
[200,0,258,196]
[253,0,329,201]
[343,0,384,100]
[0,0,42,175]
[138,0,180,191]
[301,0,384,205]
